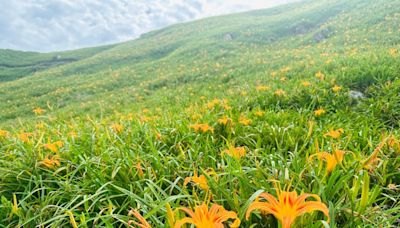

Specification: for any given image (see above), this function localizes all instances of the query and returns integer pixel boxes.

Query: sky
[0,0,298,52]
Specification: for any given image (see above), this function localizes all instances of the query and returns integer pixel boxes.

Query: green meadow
[0,0,399,227]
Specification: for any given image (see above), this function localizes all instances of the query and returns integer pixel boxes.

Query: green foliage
[0,0,400,227]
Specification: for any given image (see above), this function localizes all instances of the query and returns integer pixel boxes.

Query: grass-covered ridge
[0,0,399,227]
[0,45,115,82]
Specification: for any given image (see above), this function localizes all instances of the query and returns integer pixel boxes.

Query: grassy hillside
[0,45,115,82]
[1,0,400,125]
[0,0,399,227]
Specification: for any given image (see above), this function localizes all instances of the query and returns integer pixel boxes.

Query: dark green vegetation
[0,0,399,227]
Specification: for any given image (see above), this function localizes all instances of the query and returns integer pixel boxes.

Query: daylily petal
[178,207,196,219]
[294,193,321,206]
[246,202,279,220]
[259,192,280,207]
[128,210,151,228]
[215,211,238,223]
[230,218,241,228]
[174,217,195,228]
[296,201,330,222]
[282,216,295,228]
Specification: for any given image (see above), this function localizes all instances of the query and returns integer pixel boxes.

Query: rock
[224,33,233,41]
[52,55,61,61]
[349,90,365,99]
[313,33,325,42]
[313,28,333,42]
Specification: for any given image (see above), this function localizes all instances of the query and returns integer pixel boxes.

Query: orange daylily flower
[0,130,9,138]
[206,99,220,109]
[33,107,45,115]
[314,108,326,117]
[310,150,346,172]
[190,124,214,133]
[175,203,240,228]
[388,136,398,148]
[363,138,386,171]
[254,110,265,117]
[388,135,400,152]
[218,116,232,126]
[274,89,286,96]
[301,81,312,87]
[111,123,124,133]
[140,116,153,123]
[44,143,58,153]
[332,85,342,93]
[239,116,252,126]
[128,209,151,228]
[223,104,232,110]
[155,132,162,140]
[184,171,209,191]
[44,141,63,153]
[256,85,270,91]
[18,132,33,143]
[222,145,246,159]
[246,189,330,228]
[135,162,145,178]
[389,48,398,57]
[315,71,325,80]
[40,155,61,169]
[324,128,344,139]
[124,113,135,121]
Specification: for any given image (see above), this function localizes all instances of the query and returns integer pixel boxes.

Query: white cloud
[0,0,298,52]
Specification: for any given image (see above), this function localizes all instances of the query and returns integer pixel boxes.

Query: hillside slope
[0,45,115,82]
[0,0,399,227]
[1,0,399,125]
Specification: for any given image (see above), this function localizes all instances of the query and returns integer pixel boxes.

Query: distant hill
[0,45,115,82]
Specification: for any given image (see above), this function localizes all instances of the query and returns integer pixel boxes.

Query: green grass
[0,0,400,227]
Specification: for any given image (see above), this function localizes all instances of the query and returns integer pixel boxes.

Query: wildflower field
[0,0,399,227]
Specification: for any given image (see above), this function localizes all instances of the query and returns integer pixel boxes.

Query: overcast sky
[0,0,298,52]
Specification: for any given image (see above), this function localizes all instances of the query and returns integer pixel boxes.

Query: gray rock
[349,90,365,99]
[52,55,61,61]
[224,33,233,41]
[313,28,333,42]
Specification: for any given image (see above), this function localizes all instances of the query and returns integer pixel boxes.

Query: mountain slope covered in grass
[0,45,115,82]
[1,0,399,125]
[0,0,399,227]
